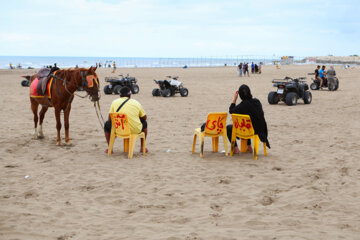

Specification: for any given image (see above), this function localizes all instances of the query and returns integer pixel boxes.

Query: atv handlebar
[166,76,178,80]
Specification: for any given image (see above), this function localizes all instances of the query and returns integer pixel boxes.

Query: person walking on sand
[238,63,243,77]
[104,86,148,154]
[226,84,270,154]
[112,61,116,73]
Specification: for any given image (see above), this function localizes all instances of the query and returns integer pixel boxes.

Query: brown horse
[30,66,100,145]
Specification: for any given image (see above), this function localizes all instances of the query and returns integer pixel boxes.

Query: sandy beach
[1,65,360,239]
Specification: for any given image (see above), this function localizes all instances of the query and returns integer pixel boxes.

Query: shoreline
[2,55,360,70]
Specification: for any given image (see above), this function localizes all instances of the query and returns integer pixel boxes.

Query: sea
[0,56,279,69]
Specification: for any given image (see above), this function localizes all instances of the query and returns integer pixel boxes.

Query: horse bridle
[51,70,99,99]
[51,70,105,128]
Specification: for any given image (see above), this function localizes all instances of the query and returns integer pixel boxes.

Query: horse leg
[54,108,62,146]
[64,104,72,145]
[38,105,49,138]
[30,99,39,139]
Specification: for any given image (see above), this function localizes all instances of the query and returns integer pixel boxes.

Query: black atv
[103,74,140,95]
[152,76,189,97]
[268,76,312,106]
[21,75,31,87]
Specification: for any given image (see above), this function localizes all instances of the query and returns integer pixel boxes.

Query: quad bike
[103,74,140,95]
[268,76,312,106]
[309,75,339,91]
[152,76,189,97]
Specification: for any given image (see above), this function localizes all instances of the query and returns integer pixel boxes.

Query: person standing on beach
[112,61,116,73]
[226,85,270,154]
[244,63,249,77]
[251,62,255,73]
[104,86,148,154]
[238,63,243,76]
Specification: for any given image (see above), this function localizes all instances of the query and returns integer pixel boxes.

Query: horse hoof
[56,141,61,146]
[65,141,72,146]
[37,135,44,139]
[33,135,38,140]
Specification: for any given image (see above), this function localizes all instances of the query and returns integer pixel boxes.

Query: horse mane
[54,68,86,82]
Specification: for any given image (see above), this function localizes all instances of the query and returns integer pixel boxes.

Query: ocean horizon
[0,55,286,69]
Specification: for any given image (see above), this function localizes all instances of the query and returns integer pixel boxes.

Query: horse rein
[51,70,105,128]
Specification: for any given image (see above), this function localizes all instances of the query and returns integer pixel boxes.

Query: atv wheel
[180,88,189,97]
[170,89,176,96]
[104,85,112,94]
[113,85,122,95]
[267,91,279,104]
[21,80,29,87]
[285,92,297,106]
[152,88,160,96]
[310,82,318,90]
[161,89,171,97]
[328,82,336,91]
[131,84,140,94]
[303,91,312,104]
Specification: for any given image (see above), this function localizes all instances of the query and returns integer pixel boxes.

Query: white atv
[152,76,189,97]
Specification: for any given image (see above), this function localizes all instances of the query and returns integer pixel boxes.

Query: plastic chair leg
[215,137,219,152]
[128,136,135,159]
[108,132,116,157]
[124,138,129,153]
[240,139,248,153]
[142,137,146,156]
[253,136,259,160]
[212,137,219,152]
[222,133,228,156]
[192,134,197,154]
[212,137,216,152]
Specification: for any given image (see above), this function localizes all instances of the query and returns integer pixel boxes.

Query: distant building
[280,56,294,65]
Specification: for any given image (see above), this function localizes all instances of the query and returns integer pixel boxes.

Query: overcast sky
[0,0,359,57]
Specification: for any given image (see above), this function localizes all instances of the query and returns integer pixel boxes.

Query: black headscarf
[239,84,252,100]
[230,84,270,148]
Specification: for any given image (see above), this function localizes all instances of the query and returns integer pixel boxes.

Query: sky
[0,0,359,57]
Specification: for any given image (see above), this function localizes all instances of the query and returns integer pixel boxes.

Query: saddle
[36,67,59,96]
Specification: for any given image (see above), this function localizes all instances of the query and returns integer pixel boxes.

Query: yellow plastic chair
[192,112,228,157]
[230,114,267,160]
[108,113,146,159]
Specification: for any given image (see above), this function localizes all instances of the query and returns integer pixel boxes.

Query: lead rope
[94,101,105,129]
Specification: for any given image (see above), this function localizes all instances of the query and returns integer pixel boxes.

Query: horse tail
[22,75,31,81]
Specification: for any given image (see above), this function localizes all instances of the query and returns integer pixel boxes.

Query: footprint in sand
[4,165,18,168]
[210,203,222,212]
[341,167,349,176]
[218,178,230,184]
[24,190,39,199]
[260,196,274,206]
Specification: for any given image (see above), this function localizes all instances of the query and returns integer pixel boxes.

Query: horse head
[81,66,100,102]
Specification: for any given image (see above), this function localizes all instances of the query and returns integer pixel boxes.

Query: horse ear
[88,66,97,73]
